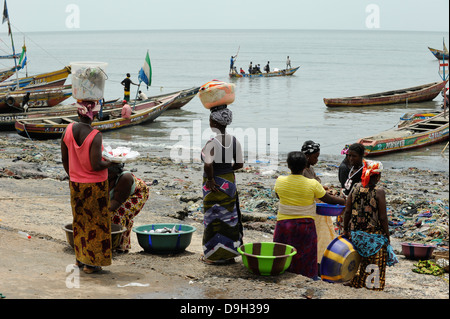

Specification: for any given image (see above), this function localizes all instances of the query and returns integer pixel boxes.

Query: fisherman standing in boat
[121,73,138,102]
[264,61,270,73]
[230,54,237,73]
[286,56,291,69]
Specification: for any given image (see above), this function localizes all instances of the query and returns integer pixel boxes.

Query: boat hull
[428,47,449,60]
[0,66,19,83]
[145,87,200,110]
[230,66,300,78]
[15,94,179,140]
[0,66,71,92]
[324,81,448,107]
[358,112,449,156]
[0,85,72,111]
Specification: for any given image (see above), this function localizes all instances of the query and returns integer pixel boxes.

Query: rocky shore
[0,135,448,300]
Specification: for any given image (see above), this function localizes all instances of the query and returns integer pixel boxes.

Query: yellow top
[274,174,326,221]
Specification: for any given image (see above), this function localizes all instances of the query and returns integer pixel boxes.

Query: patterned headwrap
[361,160,383,187]
[301,140,320,154]
[341,144,350,155]
[210,105,233,126]
[76,100,101,120]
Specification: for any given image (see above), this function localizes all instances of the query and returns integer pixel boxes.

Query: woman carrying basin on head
[61,101,114,274]
[198,80,244,265]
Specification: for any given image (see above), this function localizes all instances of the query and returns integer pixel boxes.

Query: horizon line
[2,27,449,35]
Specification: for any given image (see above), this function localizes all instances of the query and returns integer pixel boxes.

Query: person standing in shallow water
[61,101,114,274]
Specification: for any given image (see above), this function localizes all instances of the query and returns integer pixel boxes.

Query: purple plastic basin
[401,242,435,260]
[316,203,345,216]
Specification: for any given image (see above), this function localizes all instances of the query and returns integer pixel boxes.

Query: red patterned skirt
[273,218,318,278]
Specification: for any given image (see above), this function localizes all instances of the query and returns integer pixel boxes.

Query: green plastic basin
[132,223,196,254]
[238,242,297,276]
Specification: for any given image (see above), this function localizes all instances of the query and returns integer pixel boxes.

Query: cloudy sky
[3,0,449,33]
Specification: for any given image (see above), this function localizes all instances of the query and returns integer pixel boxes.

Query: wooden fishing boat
[0,99,120,131]
[229,66,300,78]
[398,111,441,128]
[0,65,20,83]
[357,111,449,156]
[323,81,448,107]
[15,93,179,140]
[0,66,71,92]
[145,86,200,109]
[428,47,449,61]
[1,86,198,130]
[0,84,72,111]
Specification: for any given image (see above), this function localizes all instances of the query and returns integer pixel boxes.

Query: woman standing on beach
[274,152,345,279]
[61,101,113,274]
[342,143,366,198]
[301,141,336,266]
[108,164,150,253]
[200,105,244,264]
[198,80,244,265]
[343,160,398,290]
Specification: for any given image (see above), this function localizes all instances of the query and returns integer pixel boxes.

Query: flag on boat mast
[18,45,26,69]
[138,50,152,89]
[2,0,11,35]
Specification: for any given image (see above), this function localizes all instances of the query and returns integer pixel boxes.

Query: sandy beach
[0,136,449,301]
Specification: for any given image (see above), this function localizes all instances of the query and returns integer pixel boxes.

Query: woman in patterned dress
[108,164,150,253]
[343,160,398,290]
[200,105,244,264]
[61,101,114,274]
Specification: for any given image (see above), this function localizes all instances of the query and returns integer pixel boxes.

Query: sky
[2,0,449,33]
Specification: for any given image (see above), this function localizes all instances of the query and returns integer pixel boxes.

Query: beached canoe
[0,66,71,92]
[0,99,121,131]
[1,86,199,130]
[15,93,179,140]
[357,111,449,156]
[428,47,449,61]
[398,111,441,128]
[145,86,200,109]
[0,84,72,112]
[323,81,448,107]
[0,65,20,83]
[229,66,300,78]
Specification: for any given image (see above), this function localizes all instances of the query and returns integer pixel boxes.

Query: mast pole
[5,4,19,90]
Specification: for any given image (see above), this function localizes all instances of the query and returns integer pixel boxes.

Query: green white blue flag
[138,50,152,89]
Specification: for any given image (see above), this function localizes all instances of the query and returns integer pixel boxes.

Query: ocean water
[1,29,449,171]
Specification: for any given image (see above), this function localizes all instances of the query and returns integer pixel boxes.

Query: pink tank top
[63,123,108,183]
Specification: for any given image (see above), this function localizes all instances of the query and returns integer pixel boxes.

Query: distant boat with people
[230,66,300,78]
